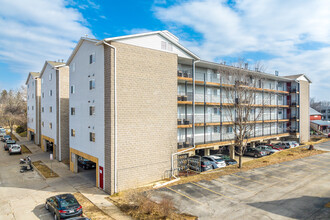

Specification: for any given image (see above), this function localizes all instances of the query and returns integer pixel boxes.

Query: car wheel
[45,203,49,210]
[54,213,57,220]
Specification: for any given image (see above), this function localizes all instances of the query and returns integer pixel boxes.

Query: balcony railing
[177,70,192,78]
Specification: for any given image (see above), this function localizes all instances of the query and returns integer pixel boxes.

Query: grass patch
[32,160,59,178]
[73,192,114,220]
[21,145,31,154]
[110,191,197,220]
[19,131,27,137]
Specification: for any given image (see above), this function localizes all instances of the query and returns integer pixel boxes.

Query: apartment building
[67,31,310,194]
[26,72,41,145]
[39,61,70,161]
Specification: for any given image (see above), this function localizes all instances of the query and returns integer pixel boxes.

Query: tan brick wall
[59,66,70,161]
[299,80,310,143]
[104,42,178,193]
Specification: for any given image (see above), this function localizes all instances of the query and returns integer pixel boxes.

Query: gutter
[102,41,118,193]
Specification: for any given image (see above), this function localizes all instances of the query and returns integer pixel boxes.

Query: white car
[282,141,296,148]
[9,144,21,155]
[203,155,227,168]
[290,141,299,147]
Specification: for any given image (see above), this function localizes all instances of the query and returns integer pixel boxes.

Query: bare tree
[218,64,263,168]
[0,88,27,134]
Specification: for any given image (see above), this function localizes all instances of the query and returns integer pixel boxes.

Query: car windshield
[4,135,10,138]
[58,196,78,208]
[213,157,224,162]
[7,140,15,143]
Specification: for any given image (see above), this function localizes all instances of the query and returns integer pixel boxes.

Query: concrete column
[204,148,210,156]
[71,153,78,173]
[229,145,235,159]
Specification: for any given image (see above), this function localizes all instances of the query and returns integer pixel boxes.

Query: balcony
[177,70,192,78]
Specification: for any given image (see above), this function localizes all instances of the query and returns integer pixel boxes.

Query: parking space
[152,152,330,219]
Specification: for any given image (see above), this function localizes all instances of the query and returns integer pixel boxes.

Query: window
[89,106,95,115]
[32,106,34,110]
[27,95,29,100]
[49,123,52,129]
[42,121,44,127]
[28,106,29,110]
[50,106,52,112]
[28,84,29,88]
[42,92,44,98]
[214,126,220,133]
[71,62,76,72]
[226,126,233,133]
[89,52,95,64]
[168,43,173,51]
[42,107,44,112]
[71,85,75,94]
[32,81,34,86]
[213,89,217,96]
[41,78,44,84]
[32,118,33,122]
[71,129,75,137]
[32,94,34,99]
[89,79,95,90]
[90,132,95,142]
[161,41,167,50]
[49,73,52,81]
[71,107,75,115]
[213,108,220,115]
[49,90,52,96]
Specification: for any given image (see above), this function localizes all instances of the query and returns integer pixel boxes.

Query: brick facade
[104,42,178,193]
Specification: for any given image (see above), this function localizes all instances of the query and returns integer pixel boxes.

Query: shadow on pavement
[247,196,330,219]
[32,204,52,220]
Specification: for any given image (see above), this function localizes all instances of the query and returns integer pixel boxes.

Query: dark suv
[78,157,96,170]
[4,140,16,151]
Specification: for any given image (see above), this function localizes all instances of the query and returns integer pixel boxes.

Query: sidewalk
[13,132,132,220]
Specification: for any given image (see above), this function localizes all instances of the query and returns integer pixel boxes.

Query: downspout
[171,59,200,178]
[103,41,118,193]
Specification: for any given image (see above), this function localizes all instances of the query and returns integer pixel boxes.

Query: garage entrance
[29,131,35,141]
[77,156,97,187]
[70,148,101,189]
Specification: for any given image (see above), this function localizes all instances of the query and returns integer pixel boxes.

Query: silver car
[256,145,278,154]
[9,144,21,155]
[203,155,227,169]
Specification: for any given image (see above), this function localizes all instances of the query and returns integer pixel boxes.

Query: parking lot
[152,149,330,219]
[0,137,123,220]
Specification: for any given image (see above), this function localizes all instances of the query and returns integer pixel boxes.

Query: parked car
[256,145,278,155]
[273,142,288,149]
[77,157,96,170]
[45,194,83,220]
[289,141,299,147]
[4,140,16,151]
[202,155,226,169]
[271,146,284,151]
[244,148,267,158]
[213,154,238,165]
[188,156,213,172]
[8,144,21,155]
[2,135,11,142]
[282,141,296,148]
[0,128,6,137]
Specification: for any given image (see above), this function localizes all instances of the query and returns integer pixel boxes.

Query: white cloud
[155,0,330,99]
[0,0,93,74]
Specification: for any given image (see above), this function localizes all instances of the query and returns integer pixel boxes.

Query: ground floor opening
[70,148,102,189]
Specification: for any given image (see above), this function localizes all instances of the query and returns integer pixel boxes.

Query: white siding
[69,40,105,167]
[41,64,57,143]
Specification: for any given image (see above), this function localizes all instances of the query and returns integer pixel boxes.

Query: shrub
[16,126,25,134]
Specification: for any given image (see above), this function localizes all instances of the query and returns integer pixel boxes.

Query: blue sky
[1,0,330,100]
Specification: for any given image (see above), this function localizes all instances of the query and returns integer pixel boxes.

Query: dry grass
[21,145,31,154]
[32,160,59,178]
[110,191,197,220]
[165,146,327,186]
[19,131,27,137]
[73,192,113,220]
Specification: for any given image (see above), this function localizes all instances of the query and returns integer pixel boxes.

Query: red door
[99,166,104,189]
